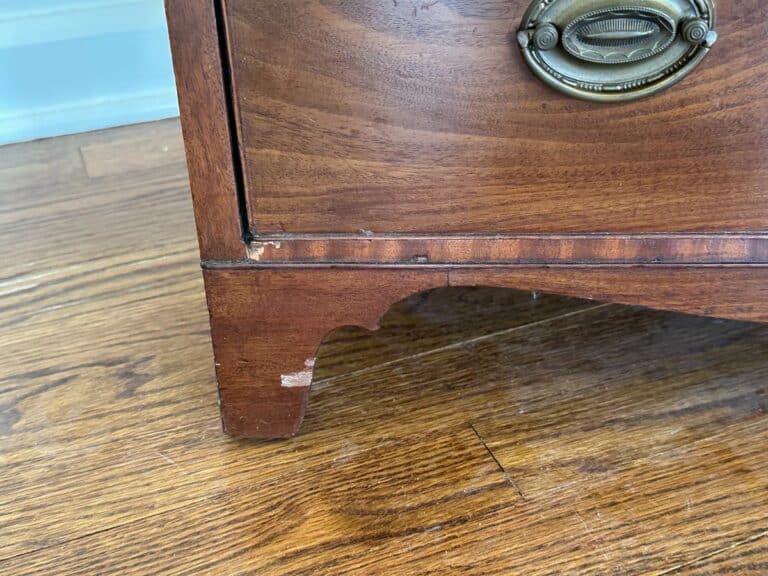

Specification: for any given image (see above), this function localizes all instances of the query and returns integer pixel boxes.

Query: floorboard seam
[0,498,206,565]
[469,422,526,500]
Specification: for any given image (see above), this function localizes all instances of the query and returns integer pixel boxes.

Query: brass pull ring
[517,0,717,102]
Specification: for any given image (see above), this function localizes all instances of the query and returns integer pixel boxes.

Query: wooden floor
[1,119,767,575]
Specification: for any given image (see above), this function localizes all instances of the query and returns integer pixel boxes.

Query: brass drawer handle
[517,0,717,102]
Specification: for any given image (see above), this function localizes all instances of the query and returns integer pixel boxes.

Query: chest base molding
[205,265,768,438]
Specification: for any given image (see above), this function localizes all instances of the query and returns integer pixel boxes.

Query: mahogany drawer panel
[223,0,768,235]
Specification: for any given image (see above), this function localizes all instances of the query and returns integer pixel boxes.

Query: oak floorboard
[8,425,521,575]
[1,120,766,574]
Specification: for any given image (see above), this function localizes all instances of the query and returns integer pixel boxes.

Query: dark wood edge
[165,0,246,260]
[241,234,768,265]
[205,265,768,325]
[447,266,768,324]
[204,262,768,323]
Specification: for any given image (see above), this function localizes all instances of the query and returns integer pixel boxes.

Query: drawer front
[224,0,768,235]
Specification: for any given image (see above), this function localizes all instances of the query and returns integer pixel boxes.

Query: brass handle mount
[517,0,717,102]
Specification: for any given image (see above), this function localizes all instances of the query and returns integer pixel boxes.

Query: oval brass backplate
[517,0,717,102]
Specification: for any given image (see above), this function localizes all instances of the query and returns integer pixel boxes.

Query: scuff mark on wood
[247,240,282,261]
[281,358,316,388]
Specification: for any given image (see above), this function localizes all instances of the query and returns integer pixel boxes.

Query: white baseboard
[0,89,179,146]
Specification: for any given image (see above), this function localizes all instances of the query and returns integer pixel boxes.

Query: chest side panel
[224,0,768,234]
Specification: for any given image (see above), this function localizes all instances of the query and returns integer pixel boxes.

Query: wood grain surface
[1,120,767,574]
[224,0,768,234]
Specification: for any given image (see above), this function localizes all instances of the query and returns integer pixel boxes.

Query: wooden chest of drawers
[165,0,768,438]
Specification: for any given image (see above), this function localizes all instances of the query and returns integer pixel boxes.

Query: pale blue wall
[0,0,179,145]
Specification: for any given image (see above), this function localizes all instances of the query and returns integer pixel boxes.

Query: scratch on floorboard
[655,530,768,575]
